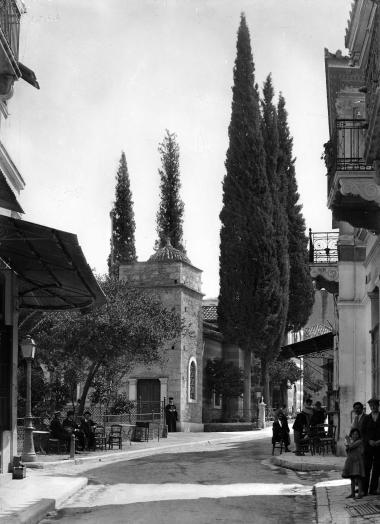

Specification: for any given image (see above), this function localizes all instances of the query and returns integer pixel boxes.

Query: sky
[2,0,351,298]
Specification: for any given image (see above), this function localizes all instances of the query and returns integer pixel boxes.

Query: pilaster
[128,379,137,401]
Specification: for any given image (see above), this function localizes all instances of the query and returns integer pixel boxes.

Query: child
[342,428,365,499]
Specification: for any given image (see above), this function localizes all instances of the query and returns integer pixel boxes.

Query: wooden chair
[318,424,337,455]
[94,426,107,451]
[108,424,122,450]
[272,439,284,455]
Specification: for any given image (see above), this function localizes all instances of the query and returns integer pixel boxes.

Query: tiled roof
[303,324,331,340]
[203,305,217,322]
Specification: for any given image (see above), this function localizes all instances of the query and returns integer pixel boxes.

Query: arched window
[188,357,197,402]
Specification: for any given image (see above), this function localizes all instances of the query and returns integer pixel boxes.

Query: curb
[271,456,344,472]
[0,477,88,524]
[314,486,332,524]
[2,498,55,524]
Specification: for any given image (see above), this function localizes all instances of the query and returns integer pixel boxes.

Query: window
[188,357,197,402]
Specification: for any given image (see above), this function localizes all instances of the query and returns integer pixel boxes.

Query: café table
[33,430,50,454]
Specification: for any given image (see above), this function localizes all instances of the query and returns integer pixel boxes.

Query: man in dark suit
[50,411,71,451]
[165,397,178,432]
[351,401,366,435]
[362,398,380,495]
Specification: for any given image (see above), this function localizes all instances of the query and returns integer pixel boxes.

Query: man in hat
[50,411,71,451]
[80,411,96,450]
[362,398,380,495]
[62,410,85,451]
[165,397,178,432]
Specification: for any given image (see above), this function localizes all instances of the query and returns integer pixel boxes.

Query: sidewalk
[0,429,270,523]
[272,452,380,523]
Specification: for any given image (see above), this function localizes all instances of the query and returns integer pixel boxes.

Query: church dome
[148,239,191,264]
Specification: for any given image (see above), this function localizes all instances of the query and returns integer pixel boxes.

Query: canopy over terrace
[280,331,334,359]
[0,215,105,311]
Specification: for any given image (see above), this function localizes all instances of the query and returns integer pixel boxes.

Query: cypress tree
[218,14,278,420]
[277,94,314,332]
[156,130,185,252]
[108,152,137,278]
[260,75,289,403]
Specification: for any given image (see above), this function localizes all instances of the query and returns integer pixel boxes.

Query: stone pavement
[3,427,380,523]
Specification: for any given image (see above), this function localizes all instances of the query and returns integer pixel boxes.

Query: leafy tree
[277,94,314,332]
[156,130,185,251]
[218,14,278,420]
[205,359,244,399]
[260,75,289,403]
[108,152,137,278]
[268,359,302,386]
[31,276,183,415]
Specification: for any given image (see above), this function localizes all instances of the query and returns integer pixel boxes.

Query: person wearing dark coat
[361,398,380,495]
[309,401,326,427]
[50,412,71,450]
[272,413,291,451]
[293,410,309,456]
[165,397,178,432]
[62,411,85,450]
[351,402,366,435]
[80,411,96,450]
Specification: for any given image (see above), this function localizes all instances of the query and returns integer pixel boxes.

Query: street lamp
[21,335,36,462]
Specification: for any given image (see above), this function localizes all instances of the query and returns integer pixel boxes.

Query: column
[158,377,168,402]
[128,379,137,401]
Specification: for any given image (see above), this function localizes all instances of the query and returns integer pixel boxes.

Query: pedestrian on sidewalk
[165,397,178,432]
[309,401,326,427]
[272,412,291,452]
[342,428,365,499]
[292,408,309,456]
[362,398,380,495]
[351,401,366,435]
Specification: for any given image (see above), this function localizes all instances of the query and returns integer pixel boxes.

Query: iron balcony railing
[335,119,373,172]
[0,0,21,59]
[308,229,339,264]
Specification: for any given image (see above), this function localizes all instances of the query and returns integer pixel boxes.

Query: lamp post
[21,335,36,462]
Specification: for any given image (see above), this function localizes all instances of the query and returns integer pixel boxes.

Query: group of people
[342,398,380,499]
[271,399,327,456]
[50,410,97,452]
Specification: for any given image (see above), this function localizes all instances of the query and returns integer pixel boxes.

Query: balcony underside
[310,264,339,295]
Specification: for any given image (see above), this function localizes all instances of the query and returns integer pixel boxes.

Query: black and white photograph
[1,0,379,522]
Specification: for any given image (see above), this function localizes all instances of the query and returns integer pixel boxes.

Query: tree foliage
[205,359,244,398]
[30,276,183,414]
[260,75,290,397]
[277,94,314,332]
[108,151,137,278]
[268,359,302,386]
[156,130,185,251]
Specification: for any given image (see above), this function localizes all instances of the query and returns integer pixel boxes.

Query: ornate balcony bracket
[339,175,380,204]
[310,265,339,295]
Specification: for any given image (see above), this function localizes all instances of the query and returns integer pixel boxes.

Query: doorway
[137,379,161,416]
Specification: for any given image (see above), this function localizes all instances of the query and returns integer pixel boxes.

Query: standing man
[362,398,380,495]
[351,402,366,435]
[165,397,178,432]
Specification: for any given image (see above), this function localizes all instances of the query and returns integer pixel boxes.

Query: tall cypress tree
[218,14,278,420]
[277,94,314,332]
[260,75,289,403]
[156,130,185,252]
[108,152,137,278]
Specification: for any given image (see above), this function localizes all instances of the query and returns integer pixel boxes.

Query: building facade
[324,0,380,443]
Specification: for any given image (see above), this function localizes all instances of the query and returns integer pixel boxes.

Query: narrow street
[40,436,335,524]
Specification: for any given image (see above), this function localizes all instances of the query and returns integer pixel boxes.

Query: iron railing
[308,229,339,264]
[0,0,20,59]
[335,119,373,171]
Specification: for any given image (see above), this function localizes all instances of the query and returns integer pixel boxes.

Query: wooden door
[137,379,161,414]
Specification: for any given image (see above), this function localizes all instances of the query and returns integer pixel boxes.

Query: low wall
[204,422,257,432]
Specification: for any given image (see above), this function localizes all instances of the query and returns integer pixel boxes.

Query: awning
[280,332,334,359]
[0,215,105,310]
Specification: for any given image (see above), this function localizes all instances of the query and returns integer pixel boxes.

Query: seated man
[50,411,71,451]
[62,410,85,450]
[80,411,96,450]
[272,412,291,452]
[292,409,309,456]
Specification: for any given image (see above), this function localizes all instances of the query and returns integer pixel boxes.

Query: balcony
[309,229,339,295]
[325,119,380,232]
[0,0,21,86]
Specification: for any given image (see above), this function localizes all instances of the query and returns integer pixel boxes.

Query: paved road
[41,437,332,524]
